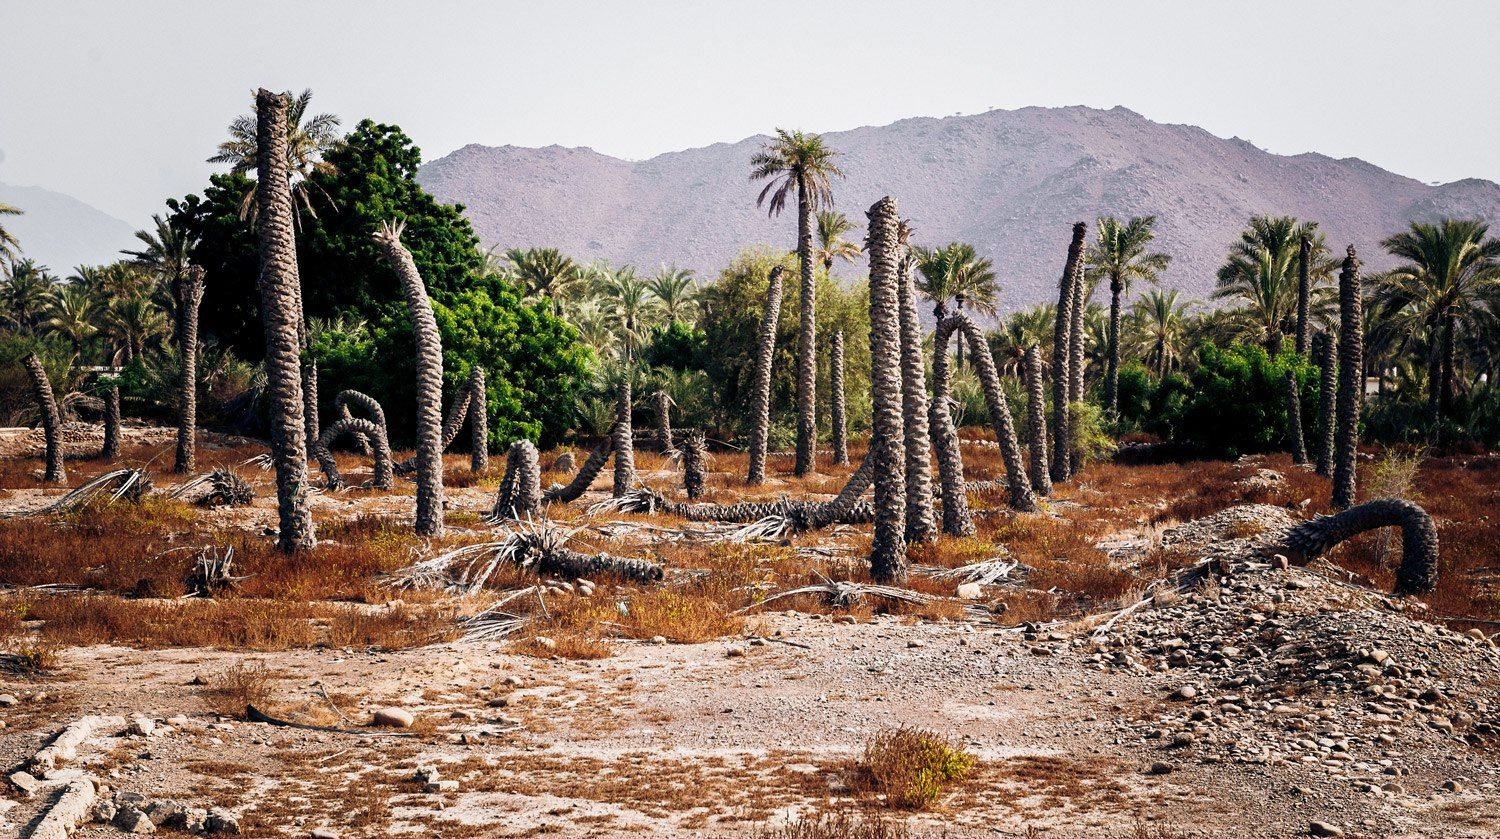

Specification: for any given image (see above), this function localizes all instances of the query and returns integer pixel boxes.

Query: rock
[956,582,984,600]
[372,707,414,728]
[8,771,40,796]
[145,800,186,826]
[183,808,209,833]
[1308,822,1343,837]
[0,694,16,707]
[91,799,119,822]
[31,778,97,839]
[725,647,746,658]
[424,779,460,793]
[207,807,240,834]
[1271,554,1290,570]
[1147,761,1175,775]
[129,717,156,737]
[1173,685,1198,700]
[114,807,157,833]
[1443,780,1464,793]
[649,635,667,645]
[311,829,340,839]
[166,715,190,727]
[533,636,557,652]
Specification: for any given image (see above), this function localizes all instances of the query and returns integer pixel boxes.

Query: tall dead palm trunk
[829,330,849,466]
[374,220,445,537]
[794,176,818,477]
[928,316,974,537]
[954,315,1037,512]
[174,266,206,474]
[1332,246,1363,510]
[1066,240,1086,474]
[102,385,121,460]
[302,356,319,469]
[1284,369,1307,464]
[1295,235,1311,357]
[1313,332,1337,477]
[1104,273,1124,415]
[653,390,676,457]
[23,353,65,483]
[1024,345,1052,496]
[613,375,635,497]
[468,365,489,472]
[253,89,314,551]
[896,225,936,543]
[1051,223,1086,482]
[746,266,785,485]
[865,197,908,584]
[681,429,706,500]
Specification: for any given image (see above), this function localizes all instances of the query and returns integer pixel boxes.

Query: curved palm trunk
[896,234,936,543]
[1024,346,1052,496]
[794,176,818,477]
[654,390,676,456]
[395,385,473,476]
[1104,274,1123,415]
[1284,368,1307,465]
[928,316,974,536]
[746,266,785,485]
[681,429,706,499]
[829,330,849,466]
[374,223,445,537]
[334,389,387,451]
[314,417,393,491]
[174,266,206,474]
[254,89,314,551]
[491,439,541,520]
[24,353,66,483]
[543,433,614,503]
[339,401,372,455]
[468,365,489,472]
[1052,222,1086,482]
[865,197,907,584]
[613,377,636,497]
[1332,246,1363,510]
[1282,498,1438,595]
[102,385,121,460]
[952,315,1036,512]
[1313,332,1337,477]
[1295,235,1311,357]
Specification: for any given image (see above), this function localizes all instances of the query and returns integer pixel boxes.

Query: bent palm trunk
[543,432,614,503]
[314,418,394,491]
[1285,369,1307,465]
[1282,498,1438,595]
[865,196,908,583]
[896,227,936,543]
[174,266,206,474]
[491,439,542,520]
[375,221,445,537]
[24,353,65,484]
[829,330,849,466]
[746,266,785,485]
[334,389,387,456]
[254,89,314,551]
[1313,332,1337,477]
[1024,346,1052,496]
[928,317,974,536]
[950,314,1036,512]
[1332,246,1363,510]
[468,366,489,472]
[102,385,121,460]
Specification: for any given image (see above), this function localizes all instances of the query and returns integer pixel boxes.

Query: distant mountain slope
[419,106,1500,311]
[0,182,136,272]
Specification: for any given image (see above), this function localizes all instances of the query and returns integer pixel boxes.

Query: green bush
[1174,342,1318,458]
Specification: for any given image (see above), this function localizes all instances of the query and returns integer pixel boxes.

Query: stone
[207,807,240,834]
[130,717,156,737]
[311,829,341,839]
[372,707,414,728]
[424,779,460,793]
[166,715,190,727]
[0,694,16,707]
[533,636,557,652]
[1308,822,1343,837]
[1174,685,1198,700]
[956,582,984,600]
[1271,555,1290,570]
[114,807,157,834]
[1443,780,1464,793]
[649,635,667,645]
[8,771,40,796]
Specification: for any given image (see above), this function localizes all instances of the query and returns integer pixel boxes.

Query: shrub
[1173,342,1317,458]
[859,726,976,809]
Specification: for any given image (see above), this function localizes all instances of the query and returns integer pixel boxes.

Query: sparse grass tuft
[754,809,929,839]
[201,660,274,718]
[856,725,976,810]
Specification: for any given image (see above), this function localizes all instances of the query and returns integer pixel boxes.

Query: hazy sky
[3,0,1496,226]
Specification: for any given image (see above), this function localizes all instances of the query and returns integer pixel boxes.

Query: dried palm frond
[170,469,255,507]
[4,468,152,518]
[241,453,274,471]
[913,557,1021,585]
[184,546,250,597]
[739,577,935,613]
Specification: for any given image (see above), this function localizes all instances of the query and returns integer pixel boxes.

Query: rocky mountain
[419,106,1500,311]
[0,182,137,272]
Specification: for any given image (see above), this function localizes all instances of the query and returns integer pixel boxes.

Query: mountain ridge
[0,181,137,273]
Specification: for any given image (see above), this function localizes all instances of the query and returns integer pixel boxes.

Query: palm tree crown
[0,202,22,273]
[749,129,843,218]
[646,265,698,322]
[208,88,342,222]
[1214,216,1335,349]
[915,242,999,319]
[815,210,862,273]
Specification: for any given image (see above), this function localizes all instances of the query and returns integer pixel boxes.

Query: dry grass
[754,810,934,839]
[854,726,977,810]
[200,660,274,717]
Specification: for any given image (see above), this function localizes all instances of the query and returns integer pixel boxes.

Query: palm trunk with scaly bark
[174,266,206,474]
[896,225,936,543]
[613,377,635,497]
[1024,346,1052,496]
[543,432,613,503]
[865,197,907,583]
[829,330,849,466]
[952,315,1036,512]
[928,316,974,536]
[1104,273,1124,415]
[1282,499,1438,594]
[491,439,541,520]
[1332,246,1363,510]
[374,222,445,537]
[23,353,65,483]
[1052,223,1086,482]
[335,390,386,456]
[468,365,489,472]
[794,175,817,476]
[1295,235,1311,357]
[681,429,706,499]
[395,385,472,476]
[631,449,874,529]
[314,417,393,491]
[1284,368,1307,465]
[746,266,784,485]
[254,89,315,551]
[302,358,319,467]
[654,390,676,456]
[1067,238,1086,474]
[102,385,121,460]
[1313,332,1337,477]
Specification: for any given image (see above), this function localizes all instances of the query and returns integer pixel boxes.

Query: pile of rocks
[90,790,240,834]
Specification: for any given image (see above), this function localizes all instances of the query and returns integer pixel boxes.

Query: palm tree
[468,365,489,472]
[375,220,445,536]
[1312,331,1337,477]
[0,202,22,272]
[253,88,316,552]
[42,285,98,359]
[1214,216,1334,351]
[751,128,844,476]
[864,197,908,583]
[1284,368,1307,464]
[102,383,121,460]
[2,260,56,333]
[1052,223,1086,482]
[1375,219,1500,442]
[993,304,1056,371]
[594,266,660,361]
[916,242,1001,358]
[505,247,581,306]
[1295,235,1312,356]
[174,267,206,474]
[896,223,935,543]
[745,266,785,485]
[646,265,698,323]
[123,214,197,326]
[1332,246,1363,510]
[1086,216,1170,414]
[815,210,862,275]
[1128,289,1191,378]
[103,293,170,365]
[928,314,975,537]
[829,330,849,466]
[1023,345,1051,496]
[209,88,342,224]
[23,354,65,483]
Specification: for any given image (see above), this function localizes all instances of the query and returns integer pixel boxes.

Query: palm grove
[0,91,1494,585]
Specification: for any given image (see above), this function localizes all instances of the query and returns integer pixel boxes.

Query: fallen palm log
[738,578,935,613]
[247,704,415,738]
[913,557,1022,585]
[1281,498,1439,595]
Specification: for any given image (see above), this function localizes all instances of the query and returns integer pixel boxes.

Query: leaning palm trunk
[314,418,394,491]
[1052,222,1086,482]
[829,330,849,466]
[794,178,817,477]
[543,432,614,503]
[23,353,66,484]
[746,265,785,485]
[1282,498,1438,595]
[951,315,1037,512]
[334,389,387,456]
[681,429,706,499]
[1313,332,1337,477]
[865,197,908,583]
[374,220,445,537]
[490,439,541,520]
[253,89,314,551]
[1332,246,1363,510]
[928,316,974,536]
[174,266,206,474]
[1295,235,1311,357]
[1284,369,1307,465]
[896,227,936,543]
[612,377,635,497]
[102,385,121,460]
[468,365,489,472]
[653,390,676,457]
[1024,346,1052,496]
